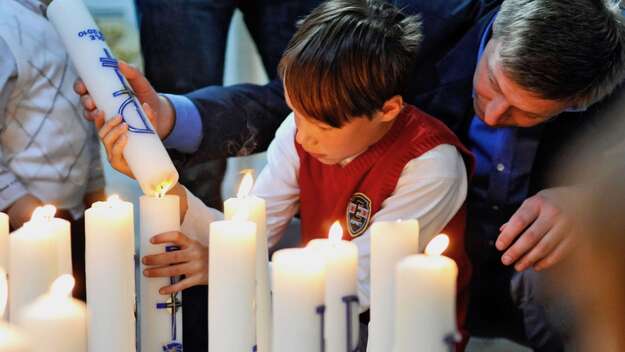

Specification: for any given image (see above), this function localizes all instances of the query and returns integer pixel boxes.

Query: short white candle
[0,214,8,321]
[139,194,183,351]
[0,272,31,352]
[208,217,257,352]
[393,234,458,352]
[9,206,70,320]
[84,195,135,351]
[368,219,420,352]
[224,171,271,352]
[17,275,86,352]
[307,221,359,352]
[47,0,179,196]
[272,248,326,352]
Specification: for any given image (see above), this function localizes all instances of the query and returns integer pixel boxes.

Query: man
[77,0,625,350]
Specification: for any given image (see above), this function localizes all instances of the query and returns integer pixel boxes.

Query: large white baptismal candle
[0,273,31,352]
[368,219,420,352]
[307,221,359,352]
[85,195,135,351]
[0,215,9,321]
[393,234,458,352]
[273,248,326,352]
[17,275,86,352]
[140,194,183,351]
[47,0,179,196]
[9,206,70,320]
[209,217,257,352]
[224,171,271,352]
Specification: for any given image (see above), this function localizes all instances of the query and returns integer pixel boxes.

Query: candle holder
[157,245,183,352]
[316,305,326,352]
[342,295,360,352]
[444,331,462,352]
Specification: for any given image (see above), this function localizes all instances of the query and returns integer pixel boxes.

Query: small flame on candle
[236,170,254,198]
[107,194,121,203]
[30,204,56,221]
[50,274,75,298]
[425,234,450,256]
[328,221,343,242]
[0,268,7,317]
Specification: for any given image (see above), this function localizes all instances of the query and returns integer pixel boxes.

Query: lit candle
[307,221,359,352]
[393,234,458,352]
[224,171,271,352]
[0,214,8,321]
[47,0,179,196]
[208,212,257,351]
[140,194,183,351]
[368,219,420,352]
[84,195,135,351]
[272,248,326,352]
[0,270,31,352]
[17,275,86,352]
[9,206,70,320]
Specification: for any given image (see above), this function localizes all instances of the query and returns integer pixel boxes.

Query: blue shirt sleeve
[162,94,204,153]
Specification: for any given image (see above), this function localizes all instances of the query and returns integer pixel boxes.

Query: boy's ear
[379,95,404,122]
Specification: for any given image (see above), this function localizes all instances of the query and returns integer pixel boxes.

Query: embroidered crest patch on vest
[346,193,372,238]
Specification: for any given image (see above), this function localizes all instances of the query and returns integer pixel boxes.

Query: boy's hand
[97,103,158,178]
[6,194,43,229]
[73,60,176,140]
[142,231,208,295]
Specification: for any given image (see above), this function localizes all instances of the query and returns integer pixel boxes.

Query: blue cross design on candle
[99,48,156,135]
[342,295,359,352]
[157,245,183,352]
[316,305,327,352]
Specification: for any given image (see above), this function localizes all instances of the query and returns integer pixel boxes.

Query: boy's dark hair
[278,0,422,128]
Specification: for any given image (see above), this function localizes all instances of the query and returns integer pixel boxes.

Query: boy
[92,0,472,348]
[0,0,105,300]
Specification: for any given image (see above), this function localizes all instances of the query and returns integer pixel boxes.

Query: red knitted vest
[295,104,474,349]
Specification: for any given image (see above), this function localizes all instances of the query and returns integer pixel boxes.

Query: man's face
[473,39,572,127]
[285,91,395,165]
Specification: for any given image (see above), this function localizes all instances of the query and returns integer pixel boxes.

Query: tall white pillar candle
[9,206,69,320]
[0,214,9,321]
[17,275,86,352]
[224,172,271,352]
[47,0,179,196]
[393,235,458,352]
[367,220,419,352]
[307,222,359,352]
[272,248,326,352]
[140,194,183,351]
[0,273,31,352]
[208,219,257,352]
[85,195,135,351]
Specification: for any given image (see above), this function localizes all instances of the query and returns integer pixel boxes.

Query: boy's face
[285,90,401,165]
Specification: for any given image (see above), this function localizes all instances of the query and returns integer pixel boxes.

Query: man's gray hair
[493,0,625,107]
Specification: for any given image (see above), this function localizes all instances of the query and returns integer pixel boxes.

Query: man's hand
[6,194,43,229]
[73,60,175,140]
[496,187,576,272]
[142,231,208,295]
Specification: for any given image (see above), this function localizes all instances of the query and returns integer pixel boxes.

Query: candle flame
[236,170,254,198]
[107,194,121,203]
[0,268,7,317]
[425,234,449,256]
[328,221,343,242]
[30,204,56,221]
[50,274,75,298]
